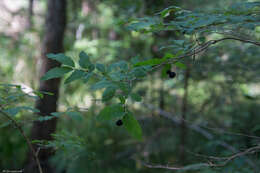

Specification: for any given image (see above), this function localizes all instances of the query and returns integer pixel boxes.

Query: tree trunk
[24,0,67,172]
[27,0,34,28]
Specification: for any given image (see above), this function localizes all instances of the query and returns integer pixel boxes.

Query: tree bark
[24,0,67,172]
[28,0,34,28]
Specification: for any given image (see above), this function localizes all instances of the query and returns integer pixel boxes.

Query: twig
[142,161,184,170]
[140,145,260,171]
[142,103,258,171]
[0,107,43,173]
[150,36,260,71]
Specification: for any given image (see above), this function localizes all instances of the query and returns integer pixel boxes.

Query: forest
[0,0,260,173]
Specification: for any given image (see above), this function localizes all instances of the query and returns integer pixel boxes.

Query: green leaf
[91,80,115,90]
[108,61,128,72]
[163,53,177,59]
[50,112,63,117]
[3,107,21,116]
[109,72,126,81]
[123,112,142,141]
[66,111,83,121]
[19,106,40,113]
[3,106,39,116]
[118,95,126,104]
[79,51,92,69]
[64,70,87,84]
[161,64,171,78]
[31,140,44,144]
[88,64,95,72]
[173,40,185,47]
[97,104,125,121]
[130,56,140,65]
[118,82,130,95]
[0,121,12,128]
[126,17,156,31]
[38,112,63,121]
[41,91,54,96]
[158,6,181,18]
[130,93,142,102]
[102,87,117,101]
[131,67,147,78]
[175,62,186,69]
[96,63,106,73]
[47,53,75,67]
[41,67,73,81]
[33,91,44,98]
[161,9,170,18]
[83,72,93,83]
[134,58,163,66]
[38,116,55,121]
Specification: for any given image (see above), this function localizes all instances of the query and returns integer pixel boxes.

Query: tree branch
[0,107,43,173]
[140,145,260,171]
[142,103,258,171]
[151,36,260,71]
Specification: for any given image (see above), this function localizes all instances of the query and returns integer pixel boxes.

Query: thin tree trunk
[24,0,67,172]
[180,63,190,164]
[28,0,34,28]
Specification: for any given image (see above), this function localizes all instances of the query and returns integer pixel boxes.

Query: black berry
[116,120,123,126]
[169,71,176,78]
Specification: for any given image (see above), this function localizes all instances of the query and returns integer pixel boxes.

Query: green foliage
[175,62,186,69]
[123,112,142,141]
[102,86,117,101]
[96,63,106,73]
[1,1,260,172]
[41,0,260,143]
[91,80,115,90]
[130,93,142,102]
[47,53,75,67]
[3,106,40,117]
[66,111,83,121]
[64,70,87,84]
[41,67,73,80]
[79,51,93,69]
[41,51,147,140]
[97,104,125,121]
[127,2,260,35]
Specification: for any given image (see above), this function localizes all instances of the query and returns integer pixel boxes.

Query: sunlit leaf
[64,70,87,84]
